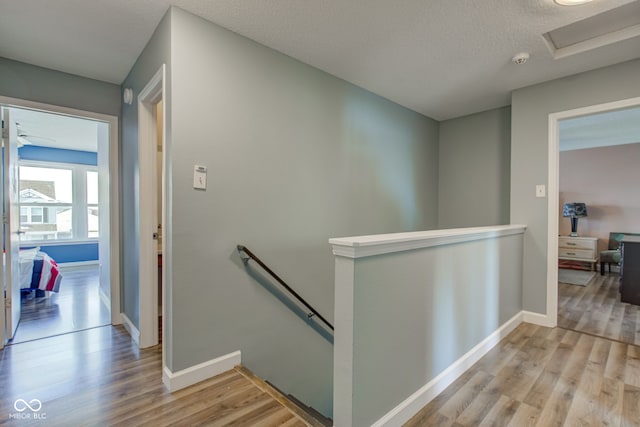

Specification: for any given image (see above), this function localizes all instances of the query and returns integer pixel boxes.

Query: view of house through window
[19,163,99,241]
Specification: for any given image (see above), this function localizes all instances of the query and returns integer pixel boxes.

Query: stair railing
[237,245,334,332]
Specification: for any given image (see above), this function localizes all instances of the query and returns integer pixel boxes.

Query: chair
[600,232,624,275]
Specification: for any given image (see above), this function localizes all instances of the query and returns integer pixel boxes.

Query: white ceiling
[559,106,640,151]
[1,0,639,120]
[10,107,98,152]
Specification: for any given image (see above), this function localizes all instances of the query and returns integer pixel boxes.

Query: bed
[19,247,63,294]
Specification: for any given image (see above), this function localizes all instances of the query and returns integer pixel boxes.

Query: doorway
[137,65,167,353]
[547,98,640,340]
[1,98,120,348]
[555,105,640,345]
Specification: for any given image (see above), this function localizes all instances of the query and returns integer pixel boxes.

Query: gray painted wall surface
[438,106,511,228]
[168,7,438,416]
[511,59,640,313]
[0,57,120,116]
[351,233,524,426]
[120,8,172,364]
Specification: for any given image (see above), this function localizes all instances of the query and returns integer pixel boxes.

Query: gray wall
[167,7,439,416]
[0,57,120,116]
[120,8,172,361]
[351,232,524,425]
[438,106,511,228]
[511,59,640,313]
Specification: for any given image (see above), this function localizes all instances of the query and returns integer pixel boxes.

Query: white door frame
[546,95,640,326]
[0,95,122,328]
[138,65,166,349]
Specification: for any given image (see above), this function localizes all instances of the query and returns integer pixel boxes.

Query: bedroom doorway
[555,104,640,346]
[546,95,640,336]
[0,98,120,346]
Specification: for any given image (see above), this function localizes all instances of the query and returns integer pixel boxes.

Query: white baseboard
[523,310,556,327]
[120,313,140,345]
[162,351,242,392]
[58,260,99,269]
[99,287,110,311]
[371,311,524,427]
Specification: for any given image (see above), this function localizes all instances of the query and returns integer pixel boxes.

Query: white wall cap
[329,224,527,259]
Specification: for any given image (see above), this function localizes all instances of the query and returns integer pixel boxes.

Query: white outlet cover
[536,184,546,198]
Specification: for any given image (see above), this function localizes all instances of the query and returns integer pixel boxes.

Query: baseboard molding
[99,287,110,312]
[58,260,99,269]
[371,311,524,427]
[120,313,140,345]
[523,310,556,327]
[162,351,242,392]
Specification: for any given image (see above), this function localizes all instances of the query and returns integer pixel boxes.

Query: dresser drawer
[559,248,594,259]
[559,238,594,250]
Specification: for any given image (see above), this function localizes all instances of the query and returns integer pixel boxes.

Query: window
[87,171,99,238]
[19,162,99,242]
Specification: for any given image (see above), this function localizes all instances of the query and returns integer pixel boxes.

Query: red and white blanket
[37,253,63,293]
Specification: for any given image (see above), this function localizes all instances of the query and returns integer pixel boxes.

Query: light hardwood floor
[12,265,110,344]
[406,322,640,426]
[0,325,313,426]
[558,271,640,346]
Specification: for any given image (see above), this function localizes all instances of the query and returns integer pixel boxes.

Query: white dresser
[558,236,598,271]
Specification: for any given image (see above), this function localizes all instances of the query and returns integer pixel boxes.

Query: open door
[2,107,22,341]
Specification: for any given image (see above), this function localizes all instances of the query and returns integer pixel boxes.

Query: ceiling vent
[543,1,640,59]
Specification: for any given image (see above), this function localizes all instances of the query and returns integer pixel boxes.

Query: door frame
[138,65,166,350]
[546,95,640,326]
[0,95,122,331]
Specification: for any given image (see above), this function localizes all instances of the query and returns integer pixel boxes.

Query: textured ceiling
[0,0,639,120]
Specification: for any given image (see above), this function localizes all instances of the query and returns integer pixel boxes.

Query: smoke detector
[512,52,530,65]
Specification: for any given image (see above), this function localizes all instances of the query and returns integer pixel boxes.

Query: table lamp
[563,202,587,237]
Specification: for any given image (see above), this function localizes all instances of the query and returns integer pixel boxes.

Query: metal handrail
[237,245,334,331]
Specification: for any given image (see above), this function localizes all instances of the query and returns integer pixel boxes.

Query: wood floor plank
[534,375,578,427]
[622,384,640,427]
[405,324,640,427]
[11,266,109,344]
[403,370,476,426]
[605,341,629,382]
[506,401,540,427]
[625,345,640,388]
[564,339,609,426]
[476,395,520,427]
[0,325,317,426]
[598,377,624,427]
[560,272,640,347]
[523,369,559,410]
[437,371,494,420]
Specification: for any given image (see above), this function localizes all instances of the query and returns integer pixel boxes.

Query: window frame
[19,159,99,244]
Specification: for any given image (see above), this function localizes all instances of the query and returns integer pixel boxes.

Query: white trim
[0,96,121,331]
[330,225,526,259]
[121,313,140,345]
[162,351,242,392]
[58,260,100,268]
[523,310,555,328]
[19,239,99,247]
[138,65,165,349]
[98,286,110,312]
[547,96,640,330]
[371,312,524,427]
[544,24,640,60]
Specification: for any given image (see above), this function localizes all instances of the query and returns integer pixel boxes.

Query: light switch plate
[193,165,207,190]
[536,184,546,198]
